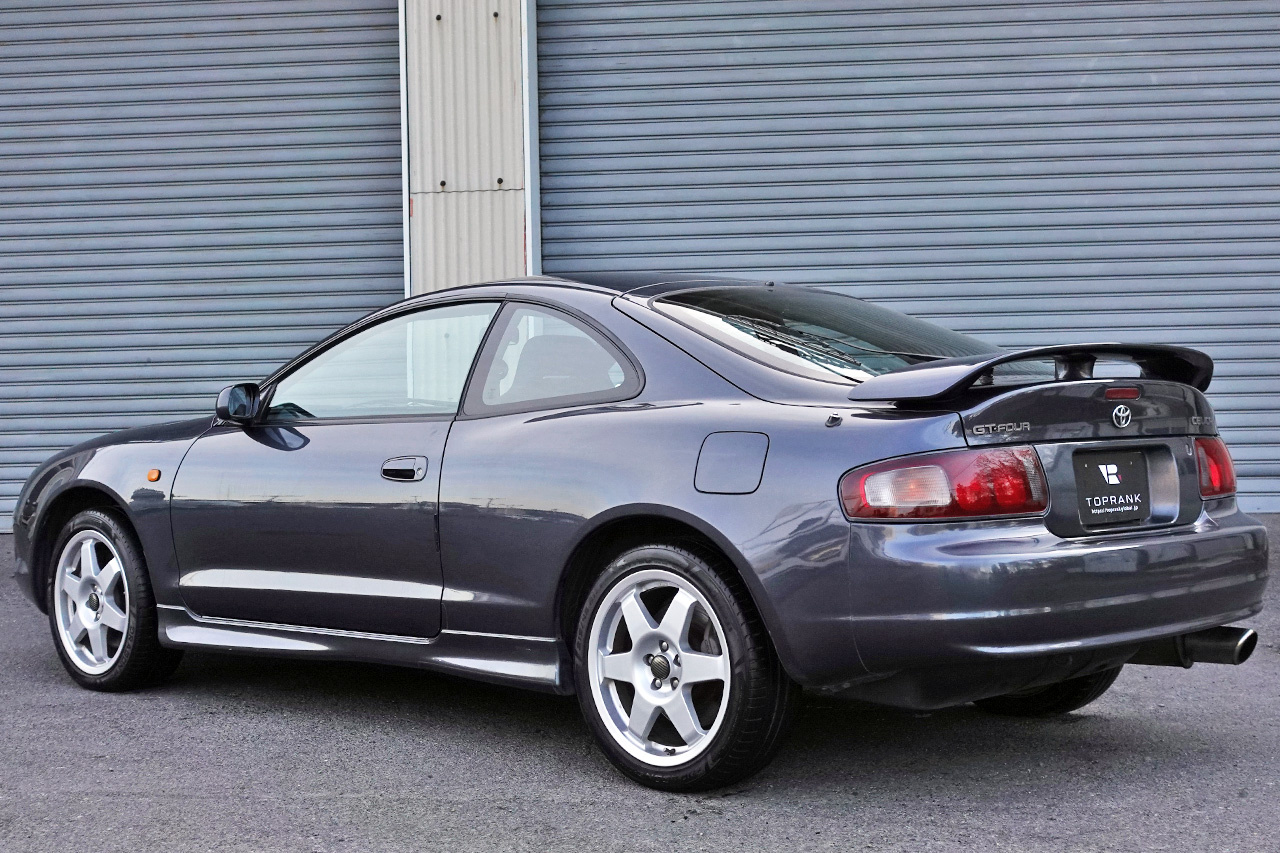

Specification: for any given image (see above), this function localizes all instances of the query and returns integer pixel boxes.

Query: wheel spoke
[619,589,657,643]
[86,625,108,661]
[627,694,661,739]
[601,653,632,682]
[61,570,85,601]
[97,559,122,595]
[79,540,100,578]
[665,690,705,745]
[99,602,127,633]
[658,589,697,644]
[65,619,87,645]
[680,651,728,685]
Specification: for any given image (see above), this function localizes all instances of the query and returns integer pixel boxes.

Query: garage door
[0,0,404,529]
[537,0,1280,512]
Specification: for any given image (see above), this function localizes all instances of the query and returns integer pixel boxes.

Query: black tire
[573,543,798,792]
[973,666,1123,717]
[46,508,183,691]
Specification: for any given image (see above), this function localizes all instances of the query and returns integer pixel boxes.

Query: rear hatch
[959,377,1215,537]
[848,344,1221,537]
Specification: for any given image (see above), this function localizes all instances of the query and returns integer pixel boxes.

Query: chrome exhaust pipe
[1185,626,1259,665]
[1130,626,1259,668]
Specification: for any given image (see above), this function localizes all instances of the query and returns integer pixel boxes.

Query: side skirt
[156,605,573,695]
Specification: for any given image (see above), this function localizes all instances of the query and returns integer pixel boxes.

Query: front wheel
[573,544,797,792]
[47,509,183,691]
[973,666,1123,717]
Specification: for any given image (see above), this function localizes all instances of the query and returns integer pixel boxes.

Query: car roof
[418,272,778,300]
[550,272,775,294]
[269,272,853,405]
[356,273,795,336]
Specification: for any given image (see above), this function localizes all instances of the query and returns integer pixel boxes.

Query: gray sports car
[13,274,1269,791]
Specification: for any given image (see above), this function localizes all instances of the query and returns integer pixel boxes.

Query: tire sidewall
[573,544,761,789]
[47,509,150,690]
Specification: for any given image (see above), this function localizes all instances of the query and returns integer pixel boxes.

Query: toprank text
[1085,493,1144,510]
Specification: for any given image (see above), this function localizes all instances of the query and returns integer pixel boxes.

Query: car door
[171,300,501,638]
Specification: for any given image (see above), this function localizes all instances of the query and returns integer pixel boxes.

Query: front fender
[13,417,213,610]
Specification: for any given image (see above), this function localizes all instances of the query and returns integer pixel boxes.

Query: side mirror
[215,383,262,424]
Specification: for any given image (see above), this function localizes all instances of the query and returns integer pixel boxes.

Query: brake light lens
[1105,386,1142,400]
[841,446,1049,520]
[1194,437,1236,498]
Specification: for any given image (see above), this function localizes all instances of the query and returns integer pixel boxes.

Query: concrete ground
[1,519,1277,853]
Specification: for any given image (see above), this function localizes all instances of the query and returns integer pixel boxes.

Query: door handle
[381,456,428,482]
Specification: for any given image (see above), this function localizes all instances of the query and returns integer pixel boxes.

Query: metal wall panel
[406,0,526,293]
[407,0,525,193]
[410,190,525,291]
[0,0,405,529]
[537,0,1280,512]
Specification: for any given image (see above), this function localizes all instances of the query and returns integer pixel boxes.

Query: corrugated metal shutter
[537,0,1280,512]
[0,0,404,529]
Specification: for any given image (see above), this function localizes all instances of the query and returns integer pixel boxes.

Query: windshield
[653,286,1001,384]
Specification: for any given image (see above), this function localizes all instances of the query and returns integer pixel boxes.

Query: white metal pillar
[403,0,537,294]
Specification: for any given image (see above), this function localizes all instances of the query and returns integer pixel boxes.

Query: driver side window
[266,301,499,420]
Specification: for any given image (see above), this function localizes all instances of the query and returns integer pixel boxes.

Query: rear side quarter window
[463,303,642,416]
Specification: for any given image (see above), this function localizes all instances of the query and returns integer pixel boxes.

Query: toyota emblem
[1112,405,1133,428]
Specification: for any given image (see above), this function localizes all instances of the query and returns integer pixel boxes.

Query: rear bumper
[843,498,1268,675]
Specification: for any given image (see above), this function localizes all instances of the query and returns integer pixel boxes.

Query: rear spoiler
[847,343,1213,404]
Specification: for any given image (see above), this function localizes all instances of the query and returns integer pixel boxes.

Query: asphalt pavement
[2,519,1278,853]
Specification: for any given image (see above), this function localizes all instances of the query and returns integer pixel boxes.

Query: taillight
[840,446,1049,520]
[1104,386,1141,400]
[1195,437,1236,498]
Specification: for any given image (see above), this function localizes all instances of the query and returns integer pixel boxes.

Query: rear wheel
[574,544,797,792]
[973,666,1123,717]
[47,509,182,691]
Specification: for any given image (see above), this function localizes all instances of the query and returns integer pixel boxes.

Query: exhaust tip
[1235,630,1259,665]
[1131,626,1259,668]
[1184,626,1258,666]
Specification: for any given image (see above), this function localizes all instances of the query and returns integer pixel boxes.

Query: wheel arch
[554,505,794,676]
[28,484,134,614]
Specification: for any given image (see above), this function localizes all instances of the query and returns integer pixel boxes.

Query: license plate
[1073,450,1150,526]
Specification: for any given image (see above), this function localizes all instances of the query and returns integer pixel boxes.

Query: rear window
[653,286,1000,384]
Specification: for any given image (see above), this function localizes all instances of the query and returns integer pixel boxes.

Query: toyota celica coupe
[13,274,1268,791]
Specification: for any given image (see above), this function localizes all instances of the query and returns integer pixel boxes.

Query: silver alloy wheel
[587,568,732,767]
[53,530,130,675]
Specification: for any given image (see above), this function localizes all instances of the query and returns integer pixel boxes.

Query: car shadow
[6,522,1273,806]
[162,650,1246,802]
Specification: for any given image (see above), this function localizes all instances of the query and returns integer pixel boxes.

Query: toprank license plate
[1073,450,1150,526]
